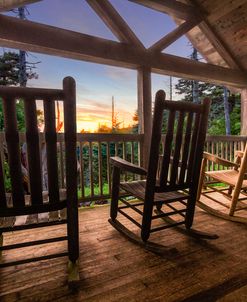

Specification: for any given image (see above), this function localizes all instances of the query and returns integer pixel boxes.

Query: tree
[175,78,240,135]
[0,51,39,131]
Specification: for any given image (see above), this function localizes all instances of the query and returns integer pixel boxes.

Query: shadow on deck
[0,205,247,302]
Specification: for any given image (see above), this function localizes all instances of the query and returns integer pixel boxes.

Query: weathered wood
[0,0,41,12]
[178,112,193,184]
[148,18,201,52]
[43,99,59,203]
[137,66,152,168]
[110,91,211,242]
[2,97,25,209]
[0,151,6,208]
[1,14,247,88]
[110,157,147,175]
[24,97,43,205]
[241,89,247,135]
[197,143,247,221]
[63,77,79,263]
[86,0,144,48]
[187,0,244,71]
[0,77,79,279]
[129,0,196,20]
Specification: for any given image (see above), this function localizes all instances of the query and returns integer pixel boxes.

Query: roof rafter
[0,0,41,12]
[0,15,246,88]
[128,0,196,20]
[148,17,202,52]
[187,0,245,71]
[86,0,144,49]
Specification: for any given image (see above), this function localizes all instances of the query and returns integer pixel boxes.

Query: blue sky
[2,0,192,131]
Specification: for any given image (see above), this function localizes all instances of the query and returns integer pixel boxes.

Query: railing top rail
[0,132,144,143]
[206,135,247,142]
[76,133,144,142]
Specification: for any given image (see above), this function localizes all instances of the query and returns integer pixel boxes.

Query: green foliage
[175,78,241,135]
[0,52,19,86]
[0,51,39,131]
[3,161,11,192]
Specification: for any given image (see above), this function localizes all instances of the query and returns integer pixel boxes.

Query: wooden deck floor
[0,205,247,302]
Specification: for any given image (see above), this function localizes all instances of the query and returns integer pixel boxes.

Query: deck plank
[0,205,247,302]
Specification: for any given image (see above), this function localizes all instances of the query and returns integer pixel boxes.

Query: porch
[1,205,247,302]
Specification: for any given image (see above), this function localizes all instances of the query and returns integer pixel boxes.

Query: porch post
[137,66,152,168]
[241,89,247,135]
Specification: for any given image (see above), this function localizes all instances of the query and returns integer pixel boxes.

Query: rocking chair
[197,147,247,223]
[109,90,213,243]
[0,77,79,281]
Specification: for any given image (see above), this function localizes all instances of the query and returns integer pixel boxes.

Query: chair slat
[179,112,193,184]
[186,112,200,183]
[24,98,43,206]
[170,111,185,185]
[0,151,6,208]
[44,99,59,203]
[3,97,25,208]
[160,110,175,187]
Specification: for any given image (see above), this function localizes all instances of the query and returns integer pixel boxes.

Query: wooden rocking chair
[197,147,247,223]
[109,90,214,244]
[0,77,79,282]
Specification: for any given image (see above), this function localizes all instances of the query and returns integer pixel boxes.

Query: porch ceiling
[0,0,247,88]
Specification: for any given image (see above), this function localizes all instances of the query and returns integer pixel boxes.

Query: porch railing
[0,133,246,204]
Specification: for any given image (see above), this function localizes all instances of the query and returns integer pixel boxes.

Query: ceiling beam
[0,15,246,88]
[128,0,195,20]
[0,0,41,12]
[148,18,202,52]
[86,0,144,49]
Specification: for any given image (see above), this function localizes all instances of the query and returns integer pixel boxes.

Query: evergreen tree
[175,78,240,135]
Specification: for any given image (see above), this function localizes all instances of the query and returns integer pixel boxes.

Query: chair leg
[196,157,206,203]
[229,187,241,216]
[0,233,3,262]
[141,198,154,242]
[67,202,79,282]
[68,259,79,282]
[185,188,198,229]
[110,166,120,221]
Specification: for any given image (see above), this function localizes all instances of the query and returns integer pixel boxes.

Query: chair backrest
[146,90,211,194]
[0,77,77,217]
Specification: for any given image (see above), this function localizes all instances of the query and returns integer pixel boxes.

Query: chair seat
[120,180,188,203]
[206,170,247,188]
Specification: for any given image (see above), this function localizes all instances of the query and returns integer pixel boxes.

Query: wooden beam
[187,0,244,71]
[0,0,41,12]
[137,67,152,168]
[128,0,195,20]
[0,15,247,88]
[148,18,201,52]
[86,0,144,49]
[241,89,247,135]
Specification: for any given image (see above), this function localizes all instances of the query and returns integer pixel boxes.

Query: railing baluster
[79,142,85,199]
[98,142,103,196]
[89,141,94,198]
[107,142,111,195]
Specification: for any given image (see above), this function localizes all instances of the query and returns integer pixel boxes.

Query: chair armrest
[203,152,239,169]
[110,156,147,175]
[235,150,244,158]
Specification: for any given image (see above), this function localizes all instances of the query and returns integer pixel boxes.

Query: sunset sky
[3,0,192,132]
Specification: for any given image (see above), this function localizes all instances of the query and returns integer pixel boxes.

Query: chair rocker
[197,147,247,223]
[0,77,79,282]
[109,90,216,245]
